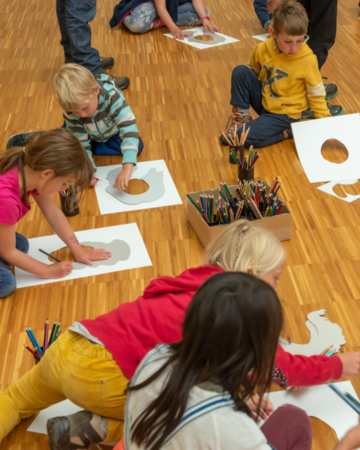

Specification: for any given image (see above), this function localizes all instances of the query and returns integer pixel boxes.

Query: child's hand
[339,352,360,377]
[171,27,189,40]
[244,394,274,421]
[114,163,134,191]
[73,247,112,265]
[203,19,219,33]
[46,261,73,279]
[90,176,98,187]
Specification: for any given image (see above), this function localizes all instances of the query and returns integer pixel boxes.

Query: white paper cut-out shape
[279,309,346,356]
[252,33,268,41]
[14,224,152,288]
[106,167,165,205]
[317,179,360,203]
[71,240,131,270]
[164,27,239,50]
[265,381,360,441]
[291,114,360,183]
[94,160,182,216]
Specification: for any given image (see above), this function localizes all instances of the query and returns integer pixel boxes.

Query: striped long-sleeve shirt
[63,73,140,165]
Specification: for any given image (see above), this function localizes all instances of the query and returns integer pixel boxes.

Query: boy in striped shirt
[53,64,143,190]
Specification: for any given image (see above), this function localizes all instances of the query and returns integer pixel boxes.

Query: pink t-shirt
[0,167,38,226]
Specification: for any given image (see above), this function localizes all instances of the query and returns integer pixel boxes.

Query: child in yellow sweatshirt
[220,0,343,148]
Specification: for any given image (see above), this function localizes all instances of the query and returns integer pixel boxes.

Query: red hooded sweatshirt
[81,265,343,387]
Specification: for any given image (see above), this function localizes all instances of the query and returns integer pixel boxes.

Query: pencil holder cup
[238,166,255,181]
[241,207,256,221]
[59,193,80,217]
[207,220,220,227]
[229,145,244,165]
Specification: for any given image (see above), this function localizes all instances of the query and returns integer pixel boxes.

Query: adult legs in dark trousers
[298,0,338,70]
[56,0,130,90]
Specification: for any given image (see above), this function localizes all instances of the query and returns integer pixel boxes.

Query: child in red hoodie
[1,220,359,450]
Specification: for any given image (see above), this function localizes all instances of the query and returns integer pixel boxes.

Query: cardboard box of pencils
[187,182,291,247]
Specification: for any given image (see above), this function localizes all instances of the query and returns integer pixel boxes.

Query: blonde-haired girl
[0,129,111,298]
[1,220,359,449]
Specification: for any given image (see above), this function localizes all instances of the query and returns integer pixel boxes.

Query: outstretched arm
[34,195,111,264]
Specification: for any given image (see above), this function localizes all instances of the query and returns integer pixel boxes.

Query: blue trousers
[56,0,102,75]
[231,65,299,148]
[0,233,29,299]
[124,2,207,34]
[90,132,144,156]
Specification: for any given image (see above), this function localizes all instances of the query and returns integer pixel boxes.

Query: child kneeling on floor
[54,64,144,190]
[110,0,218,40]
[220,0,343,149]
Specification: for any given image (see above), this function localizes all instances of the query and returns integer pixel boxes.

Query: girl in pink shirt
[0,128,111,298]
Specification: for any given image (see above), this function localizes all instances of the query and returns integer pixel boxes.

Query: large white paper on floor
[164,27,239,50]
[94,160,182,215]
[291,114,360,183]
[279,309,346,356]
[265,382,360,440]
[252,33,268,41]
[317,179,360,203]
[15,224,152,288]
[27,400,117,445]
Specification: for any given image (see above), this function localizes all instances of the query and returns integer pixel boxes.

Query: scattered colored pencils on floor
[24,319,61,360]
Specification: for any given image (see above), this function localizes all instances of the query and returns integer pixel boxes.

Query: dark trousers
[298,0,338,69]
[56,0,102,75]
[231,66,298,148]
[90,132,144,156]
[261,405,313,450]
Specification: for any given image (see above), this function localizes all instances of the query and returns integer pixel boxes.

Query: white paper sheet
[291,114,360,183]
[15,224,152,288]
[164,27,239,50]
[27,400,117,445]
[266,381,360,440]
[94,160,182,215]
[252,33,268,41]
[317,179,360,203]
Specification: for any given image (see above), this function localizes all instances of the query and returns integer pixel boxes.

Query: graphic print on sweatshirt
[261,64,289,98]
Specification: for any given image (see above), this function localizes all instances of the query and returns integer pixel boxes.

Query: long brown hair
[128,272,283,450]
[0,129,93,208]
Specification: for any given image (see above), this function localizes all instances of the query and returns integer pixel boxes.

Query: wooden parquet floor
[1,0,360,448]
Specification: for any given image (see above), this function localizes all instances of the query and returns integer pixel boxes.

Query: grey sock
[235,108,250,115]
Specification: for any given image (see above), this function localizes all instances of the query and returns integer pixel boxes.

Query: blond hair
[0,129,93,209]
[205,220,286,277]
[272,0,308,36]
[53,64,96,111]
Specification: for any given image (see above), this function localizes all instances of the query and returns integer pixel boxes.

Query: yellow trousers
[0,331,129,444]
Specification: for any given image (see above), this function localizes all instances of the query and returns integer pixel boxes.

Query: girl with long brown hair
[0,128,111,298]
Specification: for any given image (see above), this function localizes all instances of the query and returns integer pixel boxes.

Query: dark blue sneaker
[6,132,39,149]
[324,83,338,100]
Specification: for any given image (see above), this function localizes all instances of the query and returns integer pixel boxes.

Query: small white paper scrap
[252,33,268,41]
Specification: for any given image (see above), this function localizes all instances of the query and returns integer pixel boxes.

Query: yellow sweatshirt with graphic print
[247,37,331,120]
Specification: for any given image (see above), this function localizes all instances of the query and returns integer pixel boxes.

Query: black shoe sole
[302,106,344,120]
[117,79,130,91]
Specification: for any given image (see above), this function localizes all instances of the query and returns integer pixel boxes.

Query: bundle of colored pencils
[24,319,62,361]
[59,184,77,198]
[230,145,261,170]
[234,178,285,218]
[221,123,250,147]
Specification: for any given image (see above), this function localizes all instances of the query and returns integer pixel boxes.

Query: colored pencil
[44,319,49,351]
[48,319,57,346]
[52,320,61,344]
[39,249,61,263]
[23,344,41,360]
[27,327,43,355]
[328,383,360,415]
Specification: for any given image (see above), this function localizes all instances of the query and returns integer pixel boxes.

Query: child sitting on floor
[220,0,343,149]
[110,0,218,40]
[54,64,143,190]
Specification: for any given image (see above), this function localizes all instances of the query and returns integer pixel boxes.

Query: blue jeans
[231,65,299,148]
[90,132,144,156]
[0,233,29,299]
[124,1,209,34]
[56,0,102,74]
